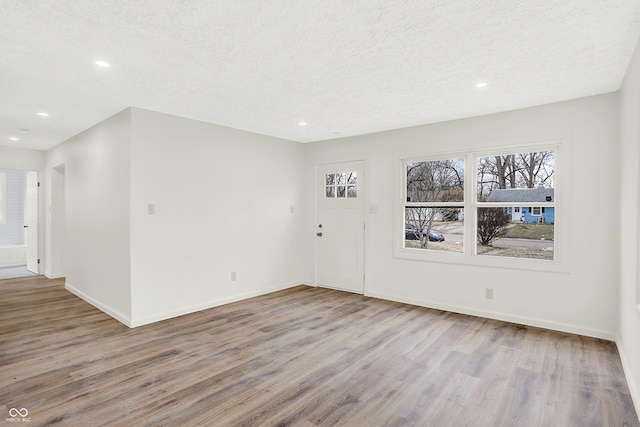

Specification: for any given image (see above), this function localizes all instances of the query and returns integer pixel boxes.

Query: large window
[400,145,558,264]
[477,150,555,260]
[404,158,464,253]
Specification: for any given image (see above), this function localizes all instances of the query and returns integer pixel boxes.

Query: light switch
[148,204,155,215]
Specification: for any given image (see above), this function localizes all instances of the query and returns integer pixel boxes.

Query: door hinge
[38,259,41,264]
[38,182,41,187]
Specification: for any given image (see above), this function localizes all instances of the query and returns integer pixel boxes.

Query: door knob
[316,232,323,237]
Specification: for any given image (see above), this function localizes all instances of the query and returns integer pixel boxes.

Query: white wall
[304,93,620,339]
[618,36,640,415]
[129,108,309,326]
[0,146,45,171]
[47,165,65,278]
[46,109,132,323]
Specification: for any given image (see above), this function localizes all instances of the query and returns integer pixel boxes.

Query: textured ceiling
[1,1,640,150]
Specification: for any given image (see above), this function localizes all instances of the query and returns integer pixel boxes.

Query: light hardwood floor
[0,276,638,426]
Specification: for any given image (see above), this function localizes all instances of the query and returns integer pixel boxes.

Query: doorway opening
[0,169,39,280]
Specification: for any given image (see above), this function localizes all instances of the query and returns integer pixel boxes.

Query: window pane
[477,151,555,202]
[347,186,357,198]
[347,172,357,184]
[325,187,335,198]
[404,207,464,253]
[336,173,347,185]
[477,207,554,260]
[337,186,346,198]
[406,159,464,202]
[325,174,335,185]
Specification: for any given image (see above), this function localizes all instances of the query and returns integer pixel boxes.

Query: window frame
[402,154,466,254]
[394,142,563,272]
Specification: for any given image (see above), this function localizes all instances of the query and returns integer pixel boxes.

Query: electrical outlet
[485,288,494,300]
[231,272,237,281]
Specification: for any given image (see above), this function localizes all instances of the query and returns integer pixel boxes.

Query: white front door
[317,161,365,294]
[512,206,522,222]
[26,171,38,274]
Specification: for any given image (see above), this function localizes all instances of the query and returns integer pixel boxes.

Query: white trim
[365,289,615,341]
[0,172,6,225]
[44,271,65,279]
[65,282,132,327]
[130,281,306,328]
[616,336,640,421]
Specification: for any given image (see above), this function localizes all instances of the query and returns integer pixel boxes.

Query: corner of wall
[65,281,132,327]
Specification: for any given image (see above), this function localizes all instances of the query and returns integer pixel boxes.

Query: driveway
[492,237,553,250]
[434,222,553,250]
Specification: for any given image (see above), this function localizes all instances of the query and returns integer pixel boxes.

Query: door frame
[315,159,366,294]
[26,171,39,274]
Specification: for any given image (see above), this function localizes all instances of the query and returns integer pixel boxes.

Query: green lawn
[503,223,554,240]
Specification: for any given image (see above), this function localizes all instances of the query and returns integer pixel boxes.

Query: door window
[325,172,358,199]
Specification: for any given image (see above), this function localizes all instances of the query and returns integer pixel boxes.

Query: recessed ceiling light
[8,137,19,141]
[298,121,307,127]
[95,60,110,67]
[476,82,488,88]
[38,112,49,117]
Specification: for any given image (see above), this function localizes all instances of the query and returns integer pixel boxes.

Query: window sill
[394,247,568,274]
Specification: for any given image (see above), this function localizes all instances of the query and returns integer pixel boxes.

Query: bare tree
[406,159,464,248]
[405,207,438,249]
[516,152,554,188]
[477,150,555,199]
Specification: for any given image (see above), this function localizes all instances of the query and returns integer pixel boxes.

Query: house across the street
[487,188,555,224]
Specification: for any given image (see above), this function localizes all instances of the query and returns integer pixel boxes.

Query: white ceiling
[1,1,640,151]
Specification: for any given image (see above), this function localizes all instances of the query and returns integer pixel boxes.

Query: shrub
[477,208,511,246]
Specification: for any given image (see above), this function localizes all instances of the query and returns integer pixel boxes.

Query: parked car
[405,226,445,242]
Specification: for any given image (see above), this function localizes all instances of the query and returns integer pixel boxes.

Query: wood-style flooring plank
[0,277,638,426]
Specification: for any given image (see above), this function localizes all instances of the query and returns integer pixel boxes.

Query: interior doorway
[0,168,40,280]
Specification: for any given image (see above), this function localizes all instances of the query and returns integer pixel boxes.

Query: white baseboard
[365,290,616,341]
[65,282,132,327]
[45,271,65,279]
[616,337,640,421]
[129,281,307,328]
